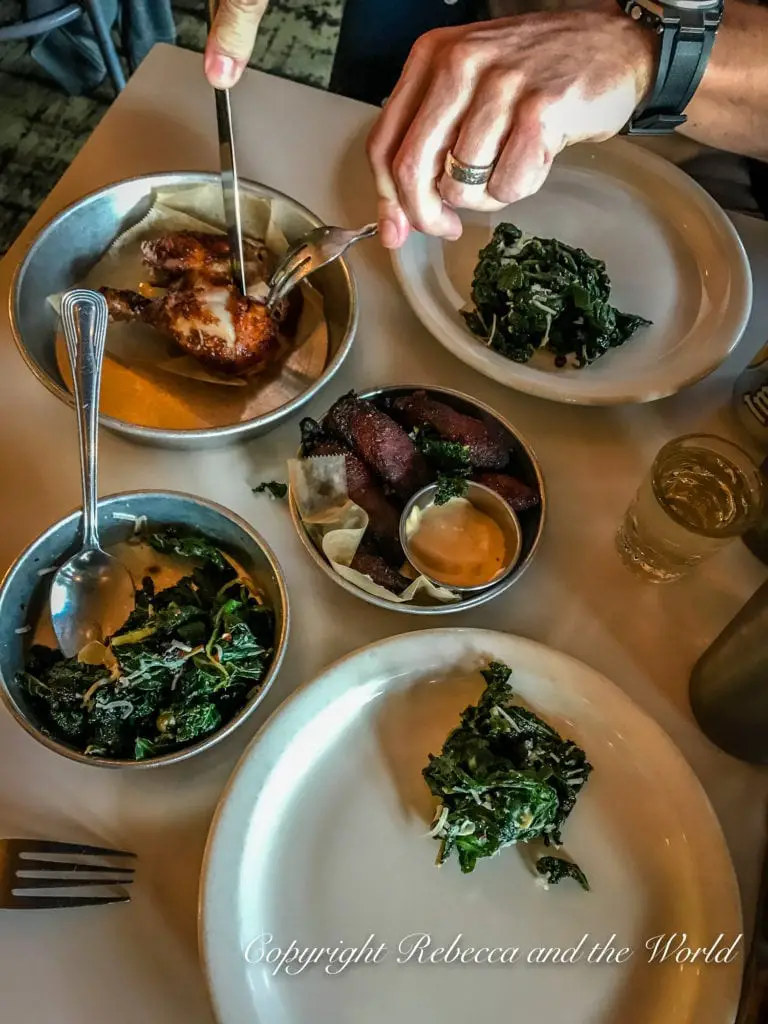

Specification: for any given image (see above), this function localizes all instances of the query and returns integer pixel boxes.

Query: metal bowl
[289,384,546,615]
[0,491,290,769]
[400,481,524,593]
[10,172,357,449]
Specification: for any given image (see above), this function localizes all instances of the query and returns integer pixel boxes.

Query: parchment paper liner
[49,184,328,430]
[289,455,461,605]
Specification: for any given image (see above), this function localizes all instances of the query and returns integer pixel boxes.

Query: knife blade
[205,1,248,296]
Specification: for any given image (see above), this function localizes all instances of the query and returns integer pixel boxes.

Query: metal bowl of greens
[0,491,289,769]
[288,384,546,615]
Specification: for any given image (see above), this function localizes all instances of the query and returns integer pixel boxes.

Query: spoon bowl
[50,547,137,658]
[51,290,134,657]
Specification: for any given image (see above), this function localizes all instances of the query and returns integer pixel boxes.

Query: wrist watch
[616,0,724,134]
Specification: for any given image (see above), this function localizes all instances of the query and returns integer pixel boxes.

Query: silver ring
[444,151,495,186]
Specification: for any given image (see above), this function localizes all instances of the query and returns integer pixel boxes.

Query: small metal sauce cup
[399,481,523,594]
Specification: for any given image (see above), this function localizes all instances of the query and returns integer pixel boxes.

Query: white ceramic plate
[201,629,742,1024]
[391,140,752,405]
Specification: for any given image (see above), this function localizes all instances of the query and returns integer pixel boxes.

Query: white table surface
[1,43,767,1024]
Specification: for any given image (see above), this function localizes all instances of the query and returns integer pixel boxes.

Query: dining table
[1,42,767,1024]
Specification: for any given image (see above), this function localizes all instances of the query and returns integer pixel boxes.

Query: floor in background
[0,0,342,255]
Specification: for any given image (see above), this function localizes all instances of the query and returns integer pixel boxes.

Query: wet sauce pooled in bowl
[404,497,508,589]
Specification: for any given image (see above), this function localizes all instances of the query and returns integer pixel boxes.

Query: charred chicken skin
[100,230,286,377]
[141,231,272,287]
[100,283,280,376]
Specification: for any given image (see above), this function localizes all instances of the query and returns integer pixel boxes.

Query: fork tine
[270,249,310,290]
[270,241,307,276]
[269,257,312,308]
[16,859,135,874]
[7,893,131,910]
[13,876,134,890]
[9,839,136,858]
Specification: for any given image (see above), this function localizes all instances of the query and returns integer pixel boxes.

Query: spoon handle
[60,290,109,550]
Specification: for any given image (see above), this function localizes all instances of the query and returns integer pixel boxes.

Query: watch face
[656,0,721,9]
[634,0,720,12]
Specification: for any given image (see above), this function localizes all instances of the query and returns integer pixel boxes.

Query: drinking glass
[615,434,764,583]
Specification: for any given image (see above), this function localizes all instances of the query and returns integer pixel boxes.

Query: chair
[0,2,126,93]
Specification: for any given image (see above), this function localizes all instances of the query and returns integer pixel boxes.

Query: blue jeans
[330,0,487,106]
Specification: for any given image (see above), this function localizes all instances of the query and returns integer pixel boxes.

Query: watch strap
[620,0,722,135]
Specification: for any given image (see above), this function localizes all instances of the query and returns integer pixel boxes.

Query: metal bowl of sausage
[10,172,357,449]
[288,384,546,615]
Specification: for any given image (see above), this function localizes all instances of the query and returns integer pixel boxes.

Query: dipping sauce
[404,497,508,588]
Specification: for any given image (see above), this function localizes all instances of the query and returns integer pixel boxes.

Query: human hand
[204,0,269,88]
[367,7,657,249]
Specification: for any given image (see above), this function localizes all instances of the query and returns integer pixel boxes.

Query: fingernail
[379,218,400,249]
[204,53,241,89]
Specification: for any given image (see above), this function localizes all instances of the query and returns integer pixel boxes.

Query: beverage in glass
[616,434,764,583]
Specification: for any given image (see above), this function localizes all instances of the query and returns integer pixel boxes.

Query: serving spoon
[50,290,135,659]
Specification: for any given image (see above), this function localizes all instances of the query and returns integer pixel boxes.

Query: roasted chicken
[140,231,272,287]
[99,230,291,377]
[100,282,280,376]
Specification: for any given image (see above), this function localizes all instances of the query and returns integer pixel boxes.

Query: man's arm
[682,2,768,162]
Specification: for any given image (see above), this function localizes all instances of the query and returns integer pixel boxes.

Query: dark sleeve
[748,159,768,220]
[329,0,488,106]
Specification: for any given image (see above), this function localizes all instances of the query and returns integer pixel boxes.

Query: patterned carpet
[0,0,342,255]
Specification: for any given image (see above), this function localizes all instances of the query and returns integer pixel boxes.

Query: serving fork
[0,838,136,910]
[267,222,378,309]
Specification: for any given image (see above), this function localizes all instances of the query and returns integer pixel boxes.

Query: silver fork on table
[0,838,136,910]
[267,222,378,310]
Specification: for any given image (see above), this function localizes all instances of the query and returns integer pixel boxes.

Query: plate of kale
[424,660,591,889]
[392,139,751,405]
[461,224,651,371]
[200,628,741,1024]
[8,514,286,766]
